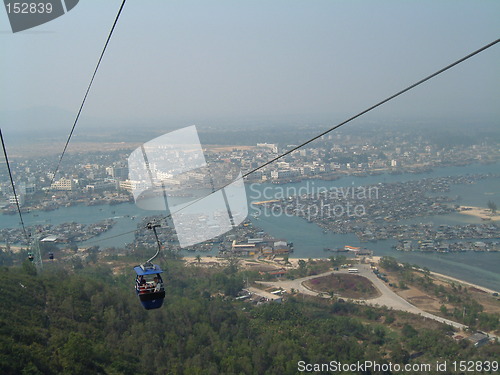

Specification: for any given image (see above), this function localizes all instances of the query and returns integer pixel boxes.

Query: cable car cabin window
[136,274,164,295]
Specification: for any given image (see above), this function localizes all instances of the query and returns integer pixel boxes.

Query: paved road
[256,264,467,330]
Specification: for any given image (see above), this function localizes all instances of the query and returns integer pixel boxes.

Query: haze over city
[1,0,499,147]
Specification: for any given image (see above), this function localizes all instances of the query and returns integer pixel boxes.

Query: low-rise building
[50,177,76,191]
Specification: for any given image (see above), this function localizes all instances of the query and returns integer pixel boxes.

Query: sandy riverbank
[458,206,500,222]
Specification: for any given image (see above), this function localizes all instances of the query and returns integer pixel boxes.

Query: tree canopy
[0,260,497,374]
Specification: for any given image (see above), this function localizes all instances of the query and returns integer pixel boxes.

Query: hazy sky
[1,0,499,139]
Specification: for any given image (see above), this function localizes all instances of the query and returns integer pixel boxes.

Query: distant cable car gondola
[133,222,166,310]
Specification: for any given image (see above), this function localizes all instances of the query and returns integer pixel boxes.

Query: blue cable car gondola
[133,222,166,310]
[134,264,165,310]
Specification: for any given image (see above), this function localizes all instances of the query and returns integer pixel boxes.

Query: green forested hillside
[0,260,498,375]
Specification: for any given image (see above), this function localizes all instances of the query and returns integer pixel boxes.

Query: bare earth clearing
[303,273,380,299]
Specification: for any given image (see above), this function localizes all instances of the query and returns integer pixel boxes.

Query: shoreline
[371,255,499,295]
[429,270,498,295]
[458,206,500,222]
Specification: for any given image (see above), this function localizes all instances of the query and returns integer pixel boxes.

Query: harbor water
[0,163,498,290]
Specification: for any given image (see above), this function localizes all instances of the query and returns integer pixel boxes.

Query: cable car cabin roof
[134,264,163,276]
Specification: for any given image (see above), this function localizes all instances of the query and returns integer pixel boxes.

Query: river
[1,162,498,290]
